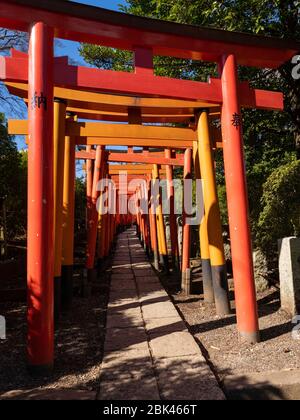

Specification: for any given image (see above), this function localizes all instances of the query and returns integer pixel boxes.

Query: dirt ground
[1,245,299,398]
[0,259,112,395]
[160,270,300,384]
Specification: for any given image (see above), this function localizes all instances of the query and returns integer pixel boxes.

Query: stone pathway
[98,228,225,400]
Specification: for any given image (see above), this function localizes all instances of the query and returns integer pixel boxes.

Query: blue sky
[72,0,125,9]
[56,1,127,65]
[3,0,127,149]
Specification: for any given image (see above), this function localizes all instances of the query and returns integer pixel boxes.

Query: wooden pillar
[181,148,192,294]
[198,111,230,315]
[53,98,66,321]
[220,54,259,343]
[193,142,214,303]
[149,178,159,270]
[153,164,169,273]
[165,149,179,270]
[86,145,104,282]
[61,114,76,311]
[86,145,93,230]
[27,22,54,374]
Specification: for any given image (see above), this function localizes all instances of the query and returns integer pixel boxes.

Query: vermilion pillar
[61,114,76,311]
[220,54,260,343]
[109,181,116,248]
[140,185,148,252]
[142,184,150,255]
[104,173,110,258]
[86,145,104,282]
[149,178,159,270]
[181,148,192,294]
[53,98,66,321]
[97,208,105,262]
[97,179,106,263]
[137,187,143,244]
[86,145,93,230]
[27,22,54,373]
[97,165,106,265]
[198,111,230,315]
[165,149,179,270]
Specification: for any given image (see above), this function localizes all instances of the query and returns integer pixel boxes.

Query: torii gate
[7,83,225,301]
[0,0,299,373]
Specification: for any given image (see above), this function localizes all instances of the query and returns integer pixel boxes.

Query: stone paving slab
[150,331,200,358]
[106,313,144,329]
[223,369,300,400]
[138,283,169,295]
[108,298,140,311]
[109,290,139,302]
[144,316,187,333]
[110,282,137,292]
[111,274,134,281]
[108,305,142,317]
[142,301,180,320]
[98,228,225,401]
[104,327,149,352]
[155,356,225,400]
[138,290,169,303]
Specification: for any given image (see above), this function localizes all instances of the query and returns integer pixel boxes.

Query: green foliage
[256,160,300,259]
[0,115,20,197]
[0,114,27,238]
[217,185,228,225]
[79,44,133,72]
[78,0,300,273]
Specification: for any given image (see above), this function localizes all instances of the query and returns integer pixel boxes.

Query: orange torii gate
[77,147,181,275]
[9,115,193,281]
[0,0,298,373]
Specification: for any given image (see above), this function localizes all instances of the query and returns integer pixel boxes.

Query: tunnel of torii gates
[0,0,299,374]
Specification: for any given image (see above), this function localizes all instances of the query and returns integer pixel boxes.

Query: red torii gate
[0,0,299,373]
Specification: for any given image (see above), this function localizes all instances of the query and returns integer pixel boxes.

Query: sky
[3,0,127,149]
[73,0,125,9]
[56,0,127,65]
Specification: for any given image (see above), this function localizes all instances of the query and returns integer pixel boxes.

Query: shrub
[256,159,300,268]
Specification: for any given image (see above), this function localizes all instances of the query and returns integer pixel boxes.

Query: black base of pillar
[162,255,170,274]
[27,363,53,377]
[97,258,103,269]
[211,264,231,316]
[54,276,61,323]
[181,269,191,295]
[201,258,214,304]
[171,255,180,272]
[81,270,92,298]
[87,268,97,283]
[61,265,73,312]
